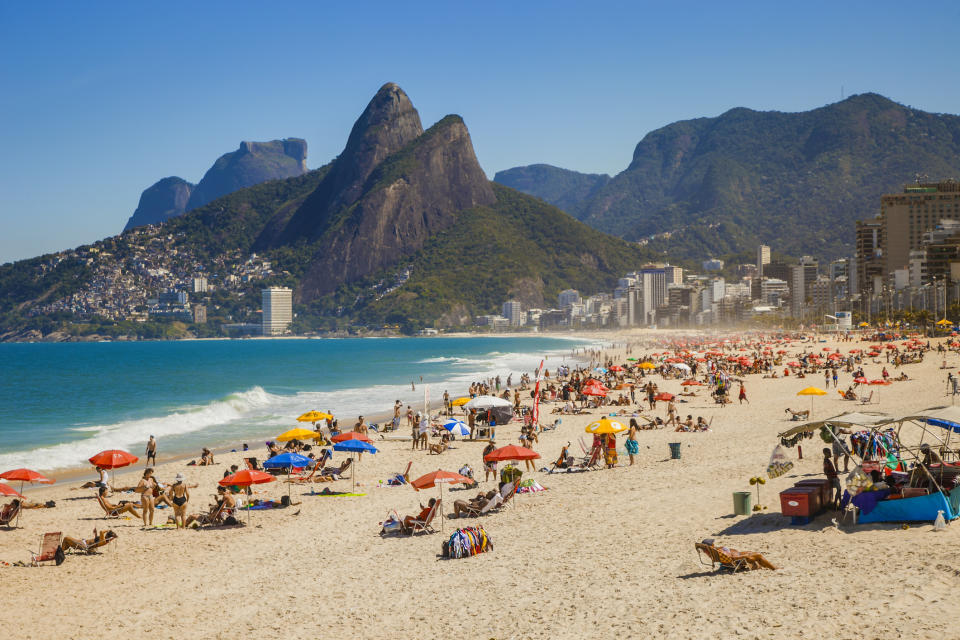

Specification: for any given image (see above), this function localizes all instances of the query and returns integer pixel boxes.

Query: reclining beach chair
[695,540,776,572]
[287,461,321,484]
[0,501,21,527]
[404,499,440,535]
[859,391,874,405]
[457,493,502,518]
[498,482,517,508]
[69,531,118,555]
[31,532,62,566]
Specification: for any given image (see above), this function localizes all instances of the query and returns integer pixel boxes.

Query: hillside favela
[3,4,960,640]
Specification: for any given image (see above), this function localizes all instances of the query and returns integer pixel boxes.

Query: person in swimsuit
[136,468,158,527]
[97,486,141,518]
[625,420,639,465]
[185,486,236,527]
[169,473,190,529]
[145,435,157,466]
[61,528,118,553]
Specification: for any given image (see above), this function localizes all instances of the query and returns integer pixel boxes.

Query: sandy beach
[3,330,960,640]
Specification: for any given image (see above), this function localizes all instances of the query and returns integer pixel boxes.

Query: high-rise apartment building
[756,245,771,276]
[855,219,883,295]
[502,300,523,326]
[880,180,960,276]
[557,289,581,309]
[262,287,293,336]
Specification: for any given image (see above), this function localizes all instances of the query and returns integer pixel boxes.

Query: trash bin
[733,491,752,515]
[668,442,682,459]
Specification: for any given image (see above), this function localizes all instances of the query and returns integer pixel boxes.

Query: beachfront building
[880,179,960,276]
[261,286,293,336]
[761,278,789,306]
[757,245,771,276]
[502,300,524,326]
[855,218,883,297]
[557,289,581,309]
[789,257,818,319]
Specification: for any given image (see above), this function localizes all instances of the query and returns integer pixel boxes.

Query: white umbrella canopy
[464,395,512,410]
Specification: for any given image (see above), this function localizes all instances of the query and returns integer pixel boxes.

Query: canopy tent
[777,412,892,438]
[463,395,511,410]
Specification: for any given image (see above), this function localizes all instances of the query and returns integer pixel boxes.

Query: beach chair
[859,391,874,405]
[694,540,775,572]
[0,501,20,527]
[69,531,118,555]
[287,461,321,484]
[457,493,502,518]
[498,482,517,508]
[31,532,62,566]
[404,499,440,535]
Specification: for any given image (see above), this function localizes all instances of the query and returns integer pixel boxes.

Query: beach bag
[55,545,65,566]
[766,445,793,479]
[819,426,834,444]
[934,510,947,532]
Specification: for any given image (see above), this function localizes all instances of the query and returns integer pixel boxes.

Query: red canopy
[88,450,138,469]
[484,445,540,462]
[0,468,54,484]
[581,384,608,397]
[219,469,276,487]
[331,431,372,443]
[410,469,473,491]
[0,483,23,497]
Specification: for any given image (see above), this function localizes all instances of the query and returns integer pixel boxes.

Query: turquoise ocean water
[0,336,592,472]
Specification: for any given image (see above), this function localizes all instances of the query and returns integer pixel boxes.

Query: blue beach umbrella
[443,419,470,437]
[263,452,314,496]
[333,440,378,491]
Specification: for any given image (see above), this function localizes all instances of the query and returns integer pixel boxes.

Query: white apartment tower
[502,300,523,326]
[757,245,771,276]
[262,287,293,336]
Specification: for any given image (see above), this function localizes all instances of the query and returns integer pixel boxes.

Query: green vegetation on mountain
[493,164,610,214]
[499,93,960,260]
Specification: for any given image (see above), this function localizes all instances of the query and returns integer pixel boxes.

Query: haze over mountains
[495,93,960,261]
[123,138,308,231]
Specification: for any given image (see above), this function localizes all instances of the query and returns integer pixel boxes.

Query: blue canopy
[334,440,378,454]
[262,452,314,469]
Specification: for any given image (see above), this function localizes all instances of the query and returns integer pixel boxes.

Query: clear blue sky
[2,1,958,263]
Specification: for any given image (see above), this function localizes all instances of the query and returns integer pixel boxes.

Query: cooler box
[780,486,822,517]
[794,479,831,506]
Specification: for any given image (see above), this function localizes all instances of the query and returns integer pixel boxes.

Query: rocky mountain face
[493,164,609,214]
[258,83,496,302]
[123,138,308,232]
[496,93,960,260]
[186,138,308,211]
[123,177,195,230]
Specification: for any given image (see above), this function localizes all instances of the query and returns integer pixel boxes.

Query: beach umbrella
[451,397,472,407]
[0,483,23,498]
[484,444,539,462]
[296,410,332,423]
[333,439,378,492]
[219,469,276,524]
[654,392,675,402]
[442,419,471,437]
[609,365,625,372]
[463,395,511,410]
[410,469,473,532]
[681,379,702,386]
[276,427,317,442]
[88,450,137,493]
[331,431,373,443]
[585,417,627,434]
[0,468,54,527]
[580,384,607,397]
[796,386,828,416]
[263,452,314,496]
[638,362,656,370]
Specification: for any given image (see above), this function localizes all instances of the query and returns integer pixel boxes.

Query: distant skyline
[2,1,959,263]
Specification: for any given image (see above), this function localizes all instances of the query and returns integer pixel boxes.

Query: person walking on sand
[666,399,678,428]
[482,440,497,482]
[738,383,748,404]
[626,419,639,466]
[145,435,157,466]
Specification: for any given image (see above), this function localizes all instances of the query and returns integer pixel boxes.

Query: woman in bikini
[97,486,141,518]
[169,473,190,529]
[135,468,158,527]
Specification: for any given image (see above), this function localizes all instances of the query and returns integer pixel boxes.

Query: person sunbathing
[452,490,497,517]
[314,458,353,482]
[184,487,236,527]
[402,497,436,528]
[61,528,118,553]
[97,487,142,518]
[711,541,777,570]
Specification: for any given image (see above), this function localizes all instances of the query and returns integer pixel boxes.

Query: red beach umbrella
[681,379,702,386]
[654,392,675,401]
[409,469,474,532]
[0,483,22,498]
[581,383,608,397]
[220,469,276,524]
[89,450,139,469]
[0,468,54,528]
[484,444,540,462]
[609,365,625,372]
[331,431,373,443]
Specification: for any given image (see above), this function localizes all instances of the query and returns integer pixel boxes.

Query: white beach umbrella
[463,395,512,410]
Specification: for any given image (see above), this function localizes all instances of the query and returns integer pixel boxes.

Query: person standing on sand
[738,383,748,404]
[169,473,189,529]
[823,447,841,509]
[625,419,639,466]
[146,436,157,466]
[443,390,450,414]
[482,440,497,482]
[136,468,158,527]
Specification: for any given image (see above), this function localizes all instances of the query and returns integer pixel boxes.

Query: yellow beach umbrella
[451,397,471,407]
[937,318,952,326]
[858,322,870,328]
[297,410,332,423]
[638,362,656,370]
[796,386,828,416]
[585,417,628,434]
[276,427,318,442]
